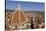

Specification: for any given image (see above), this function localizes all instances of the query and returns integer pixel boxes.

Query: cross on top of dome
[17,4,20,8]
[16,4,21,11]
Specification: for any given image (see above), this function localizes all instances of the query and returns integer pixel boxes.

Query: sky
[6,0,45,11]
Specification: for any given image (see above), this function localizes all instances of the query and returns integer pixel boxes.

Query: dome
[11,4,28,26]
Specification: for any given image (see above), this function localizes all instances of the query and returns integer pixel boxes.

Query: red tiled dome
[11,9,28,26]
[10,4,28,26]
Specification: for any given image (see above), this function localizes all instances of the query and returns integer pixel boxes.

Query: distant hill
[5,9,44,14]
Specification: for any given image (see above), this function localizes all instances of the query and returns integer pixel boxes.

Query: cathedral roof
[11,4,28,26]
